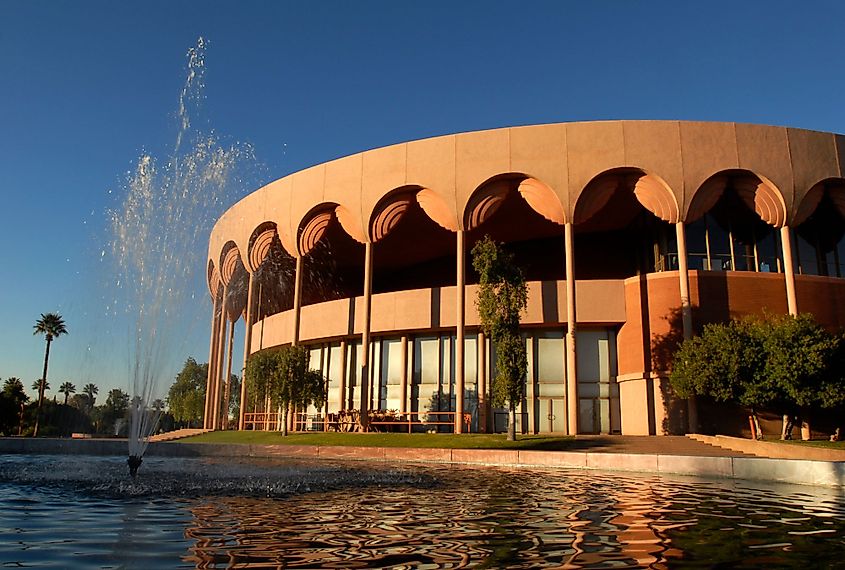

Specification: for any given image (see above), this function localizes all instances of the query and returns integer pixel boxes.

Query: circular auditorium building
[203,121,845,436]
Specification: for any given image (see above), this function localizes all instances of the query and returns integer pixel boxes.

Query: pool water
[1,454,844,568]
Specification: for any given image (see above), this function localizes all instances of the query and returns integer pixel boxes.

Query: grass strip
[182,431,578,450]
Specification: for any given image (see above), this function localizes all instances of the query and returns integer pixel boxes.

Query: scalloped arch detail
[334,205,366,244]
[371,193,414,242]
[416,189,458,232]
[207,261,221,297]
[465,180,510,230]
[687,172,786,227]
[248,225,278,273]
[517,178,565,225]
[299,211,333,256]
[633,175,679,223]
[733,176,786,228]
[220,244,242,286]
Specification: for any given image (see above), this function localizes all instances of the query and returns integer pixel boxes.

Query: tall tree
[101,388,130,434]
[472,236,528,441]
[59,382,76,405]
[166,358,207,428]
[32,312,68,436]
[273,346,325,436]
[0,378,28,435]
[245,346,325,436]
[82,383,98,405]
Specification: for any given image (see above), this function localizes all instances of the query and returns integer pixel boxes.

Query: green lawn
[183,431,578,450]
[762,436,845,450]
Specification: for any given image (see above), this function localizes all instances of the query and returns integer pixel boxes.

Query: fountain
[108,37,253,475]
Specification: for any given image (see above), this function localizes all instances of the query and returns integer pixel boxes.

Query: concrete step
[148,428,210,442]
[689,434,845,461]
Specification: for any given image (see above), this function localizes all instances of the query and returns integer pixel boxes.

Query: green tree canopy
[669,313,845,437]
[101,388,130,434]
[82,383,99,405]
[166,357,208,427]
[245,345,325,436]
[59,382,76,405]
[471,235,528,441]
[0,378,28,435]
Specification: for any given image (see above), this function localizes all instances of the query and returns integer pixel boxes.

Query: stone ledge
[2,437,843,488]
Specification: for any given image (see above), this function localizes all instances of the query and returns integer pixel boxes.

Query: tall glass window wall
[296,327,619,435]
[684,198,782,273]
[795,195,845,278]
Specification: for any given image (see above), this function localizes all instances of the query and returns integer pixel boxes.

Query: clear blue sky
[2,0,844,403]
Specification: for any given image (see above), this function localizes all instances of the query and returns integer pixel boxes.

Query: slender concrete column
[359,242,373,429]
[399,335,408,415]
[781,226,798,316]
[455,230,466,433]
[339,340,348,409]
[477,331,487,433]
[293,255,304,346]
[675,222,693,341]
[204,291,221,429]
[564,222,578,436]
[222,319,235,430]
[213,284,229,430]
[238,273,256,430]
[676,222,698,434]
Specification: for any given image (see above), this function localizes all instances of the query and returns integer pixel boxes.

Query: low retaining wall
[1,437,843,488]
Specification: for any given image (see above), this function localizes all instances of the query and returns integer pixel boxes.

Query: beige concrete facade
[204,121,845,436]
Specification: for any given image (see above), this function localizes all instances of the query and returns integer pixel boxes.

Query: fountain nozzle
[128,455,143,477]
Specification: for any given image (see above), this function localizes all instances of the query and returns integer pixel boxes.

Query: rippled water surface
[1,454,845,568]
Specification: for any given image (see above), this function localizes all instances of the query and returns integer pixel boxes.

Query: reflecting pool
[1,454,844,568]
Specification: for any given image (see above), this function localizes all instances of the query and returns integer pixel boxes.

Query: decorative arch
[416,188,459,232]
[334,205,367,244]
[575,168,679,225]
[298,203,367,255]
[687,170,786,227]
[247,222,280,273]
[517,178,566,225]
[794,178,845,226]
[298,206,335,256]
[465,178,511,231]
[219,242,243,286]
[370,187,419,242]
[464,173,564,231]
[206,260,221,298]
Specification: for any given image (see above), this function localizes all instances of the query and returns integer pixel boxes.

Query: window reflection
[795,194,845,278]
[684,188,782,273]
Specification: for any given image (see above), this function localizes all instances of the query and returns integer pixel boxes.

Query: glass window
[796,229,819,275]
[756,227,781,273]
[685,217,708,270]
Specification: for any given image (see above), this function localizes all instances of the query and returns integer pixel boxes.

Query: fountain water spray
[108,37,252,475]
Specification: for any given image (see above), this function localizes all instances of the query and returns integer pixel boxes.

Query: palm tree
[32,379,50,394]
[59,382,76,405]
[32,312,68,436]
[83,383,98,405]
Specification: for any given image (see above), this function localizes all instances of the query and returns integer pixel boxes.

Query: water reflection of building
[202,121,845,435]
